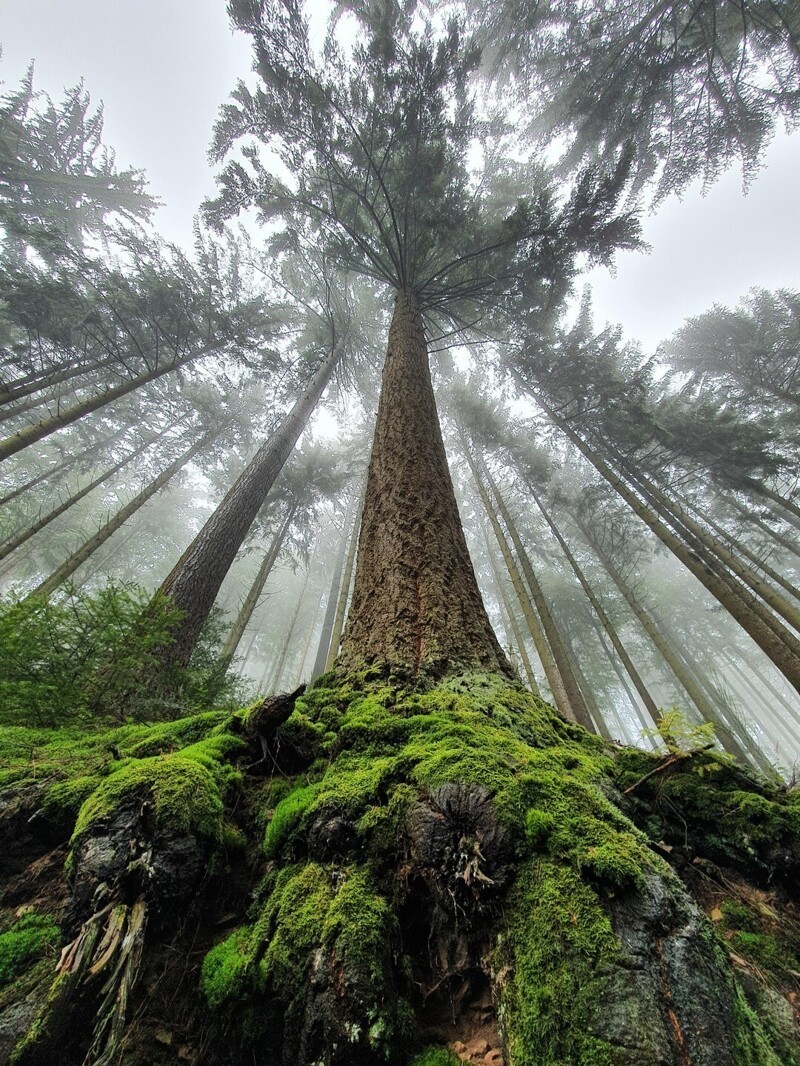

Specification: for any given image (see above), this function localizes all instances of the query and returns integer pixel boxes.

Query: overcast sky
[3,0,799,353]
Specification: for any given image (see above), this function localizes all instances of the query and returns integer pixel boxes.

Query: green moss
[201,928,254,1009]
[72,754,226,843]
[730,930,797,973]
[497,859,618,1066]
[616,749,800,878]
[720,900,761,933]
[732,984,784,1066]
[410,1049,461,1066]
[320,867,396,982]
[264,782,323,858]
[0,914,59,988]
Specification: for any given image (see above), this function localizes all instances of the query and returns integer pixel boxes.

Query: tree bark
[339,292,510,678]
[158,339,345,669]
[29,433,209,599]
[219,505,297,667]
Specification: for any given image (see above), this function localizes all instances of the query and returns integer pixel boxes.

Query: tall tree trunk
[467,449,577,722]
[528,484,662,724]
[0,344,208,465]
[158,339,346,669]
[587,532,770,772]
[619,456,800,634]
[0,423,172,563]
[339,292,509,678]
[77,526,139,588]
[589,616,657,740]
[477,458,595,731]
[532,391,800,691]
[555,611,613,741]
[324,498,362,673]
[29,433,209,599]
[724,492,800,559]
[310,494,360,680]
[744,477,800,526]
[0,424,130,509]
[737,651,800,729]
[0,348,133,410]
[219,505,297,666]
[673,486,800,601]
[484,526,542,696]
[720,652,800,755]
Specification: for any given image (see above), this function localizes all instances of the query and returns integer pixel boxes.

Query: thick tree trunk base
[1,676,799,1065]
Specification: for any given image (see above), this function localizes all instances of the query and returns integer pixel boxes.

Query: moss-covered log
[2,674,799,1064]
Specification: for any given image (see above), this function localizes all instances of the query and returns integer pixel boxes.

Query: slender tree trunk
[339,293,509,678]
[477,458,595,731]
[77,526,139,587]
[0,424,130,509]
[467,449,576,721]
[555,612,613,741]
[310,495,360,680]
[29,434,209,599]
[721,652,800,753]
[724,493,800,559]
[528,484,662,723]
[219,505,297,666]
[745,478,800,526]
[484,526,541,696]
[158,339,346,669]
[0,348,132,410]
[739,652,800,728]
[268,562,313,693]
[673,487,800,601]
[324,498,362,673]
[0,423,172,563]
[589,616,657,740]
[534,392,800,691]
[620,457,800,634]
[294,603,320,686]
[0,344,208,465]
[587,534,768,771]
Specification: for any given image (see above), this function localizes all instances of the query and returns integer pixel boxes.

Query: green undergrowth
[614,745,800,878]
[0,709,246,852]
[0,913,60,989]
[409,1050,461,1066]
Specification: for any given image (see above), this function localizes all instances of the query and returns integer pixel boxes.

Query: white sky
[3,0,799,353]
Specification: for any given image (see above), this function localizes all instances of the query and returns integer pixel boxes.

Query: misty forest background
[2,0,800,1063]
[1,0,798,771]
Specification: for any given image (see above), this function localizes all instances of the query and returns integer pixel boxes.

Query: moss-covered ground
[1,672,799,1064]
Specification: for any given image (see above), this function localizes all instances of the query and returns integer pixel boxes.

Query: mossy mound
[2,673,799,1065]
